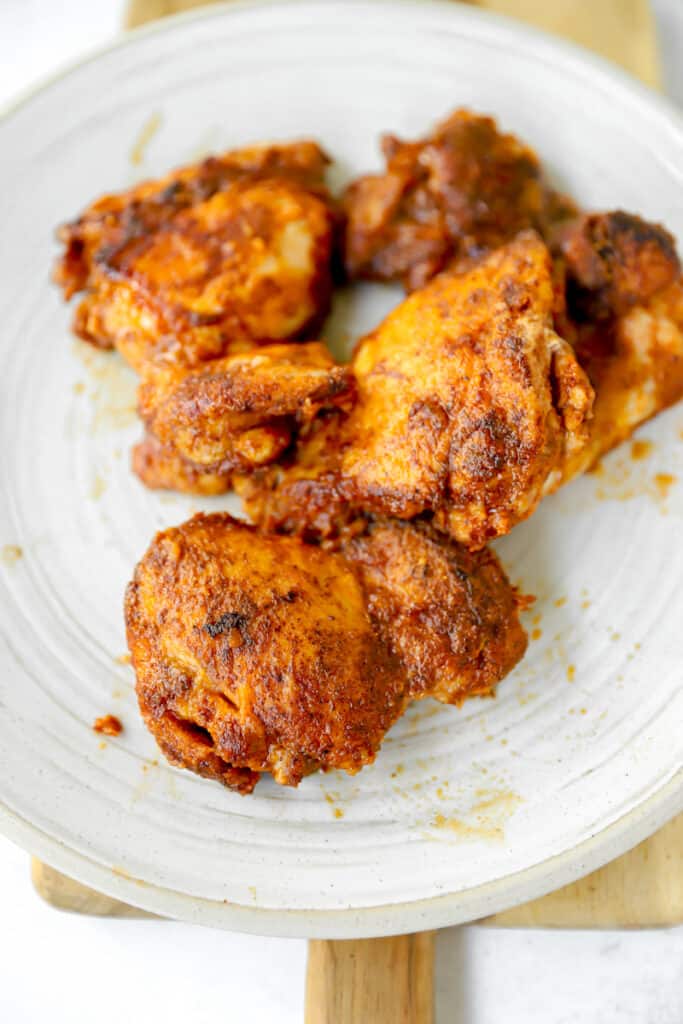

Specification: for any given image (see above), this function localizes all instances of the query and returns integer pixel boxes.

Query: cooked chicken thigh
[55,142,336,369]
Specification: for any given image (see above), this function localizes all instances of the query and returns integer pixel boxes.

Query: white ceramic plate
[0,0,682,938]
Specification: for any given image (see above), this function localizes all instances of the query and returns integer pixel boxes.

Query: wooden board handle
[305,934,434,1024]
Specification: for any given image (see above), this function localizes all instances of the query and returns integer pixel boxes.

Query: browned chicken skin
[343,108,576,291]
[241,232,594,549]
[561,280,683,482]
[342,520,527,705]
[132,433,236,496]
[134,342,353,492]
[125,514,408,792]
[55,142,336,370]
[125,513,526,790]
[549,210,683,481]
[235,411,352,539]
[556,210,680,321]
[243,213,683,546]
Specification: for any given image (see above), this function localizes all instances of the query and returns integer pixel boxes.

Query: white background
[1,2,682,1021]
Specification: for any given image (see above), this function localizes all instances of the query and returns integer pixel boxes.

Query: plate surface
[0,0,682,937]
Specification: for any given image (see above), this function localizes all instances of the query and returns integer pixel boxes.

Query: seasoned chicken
[342,520,527,704]
[125,512,526,790]
[245,215,683,539]
[241,452,528,702]
[55,142,336,370]
[556,210,680,321]
[235,411,353,538]
[343,108,576,291]
[359,233,592,549]
[125,513,407,792]
[561,280,683,482]
[132,433,235,496]
[241,233,594,549]
[134,342,352,492]
[549,211,683,481]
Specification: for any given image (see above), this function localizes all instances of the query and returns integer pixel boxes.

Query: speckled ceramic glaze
[0,0,681,938]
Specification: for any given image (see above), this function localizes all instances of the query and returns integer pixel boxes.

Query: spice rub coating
[343,108,575,291]
[124,514,407,792]
[134,342,353,491]
[343,520,527,705]
[55,142,336,370]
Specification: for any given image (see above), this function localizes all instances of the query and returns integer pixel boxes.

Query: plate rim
[3,773,681,937]
[1,0,682,937]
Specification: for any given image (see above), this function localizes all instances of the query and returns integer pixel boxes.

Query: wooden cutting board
[30,2,679,1021]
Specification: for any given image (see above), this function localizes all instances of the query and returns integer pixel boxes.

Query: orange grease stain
[630,439,653,461]
[654,472,676,500]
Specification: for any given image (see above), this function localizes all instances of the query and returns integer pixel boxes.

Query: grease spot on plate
[427,789,522,843]
[89,473,107,500]
[131,111,162,166]
[324,790,344,819]
[1,544,23,567]
[631,439,653,461]
[592,447,678,508]
[72,343,137,432]
[653,472,676,500]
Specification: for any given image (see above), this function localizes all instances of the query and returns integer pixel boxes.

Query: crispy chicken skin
[344,231,593,548]
[55,142,336,370]
[560,278,683,482]
[125,513,407,792]
[342,520,527,704]
[242,216,683,549]
[235,412,354,539]
[556,211,680,321]
[343,109,576,291]
[241,233,594,548]
[135,342,353,491]
[548,211,683,481]
[132,433,236,496]
[125,513,527,788]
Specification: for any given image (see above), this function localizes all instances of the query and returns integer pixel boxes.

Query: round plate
[0,0,682,938]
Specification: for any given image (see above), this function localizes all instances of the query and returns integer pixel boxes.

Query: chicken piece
[342,520,527,705]
[56,141,330,296]
[556,210,680,321]
[341,232,593,548]
[559,278,683,482]
[125,514,408,792]
[136,343,352,492]
[243,215,682,547]
[543,211,683,480]
[132,433,235,496]
[125,513,527,789]
[242,234,593,549]
[236,411,355,539]
[55,142,336,370]
[343,109,576,291]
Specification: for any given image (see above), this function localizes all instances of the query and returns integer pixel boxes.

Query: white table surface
[1,3,682,1022]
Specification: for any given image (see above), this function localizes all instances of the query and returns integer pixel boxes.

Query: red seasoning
[93,714,123,737]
